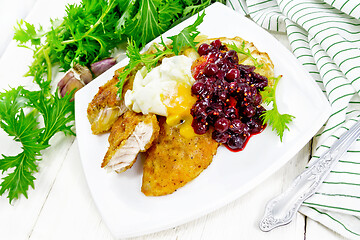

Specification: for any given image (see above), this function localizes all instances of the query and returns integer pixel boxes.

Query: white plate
[75,3,331,238]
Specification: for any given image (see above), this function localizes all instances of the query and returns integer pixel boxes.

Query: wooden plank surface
[26,141,309,240]
[0,0,346,239]
[306,218,347,240]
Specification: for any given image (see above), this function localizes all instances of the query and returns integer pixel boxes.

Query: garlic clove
[58,64,94,100]
[60,77,84,100]
[58,71,74,90]
[73,64,93,84]
[90,58,117,77]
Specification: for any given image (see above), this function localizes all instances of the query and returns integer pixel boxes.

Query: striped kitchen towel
[226,0,360,239]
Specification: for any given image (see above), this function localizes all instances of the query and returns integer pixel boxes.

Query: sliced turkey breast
[102,111,160,173]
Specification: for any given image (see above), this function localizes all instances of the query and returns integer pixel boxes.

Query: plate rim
[75,2,331,238]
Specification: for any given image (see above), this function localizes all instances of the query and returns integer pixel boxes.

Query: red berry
[214,117,230,133]
[244,105,256,118]
[227,134,246,150]
[191,81,205,95]
[211,39,222,49]
[192,119,208,134]
[198,43,211,56]
[204,63,219,77]
[212,131,229,143]
[225,68,240,81]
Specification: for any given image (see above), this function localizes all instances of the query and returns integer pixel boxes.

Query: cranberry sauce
[190,39,268,151]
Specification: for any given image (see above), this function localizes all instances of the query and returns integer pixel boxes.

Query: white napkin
[226,0,360,239]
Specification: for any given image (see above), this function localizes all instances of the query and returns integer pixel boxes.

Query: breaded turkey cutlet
[142,117,219,196]
[87,68,135,135]
[87,36,274,195]
[102,111,160,173]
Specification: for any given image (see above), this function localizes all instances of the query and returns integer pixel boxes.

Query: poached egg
[124,55,197,138]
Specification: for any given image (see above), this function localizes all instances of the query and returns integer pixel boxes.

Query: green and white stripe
[227,0,360,238]
[226,0,249,15]
[323,0,360,19]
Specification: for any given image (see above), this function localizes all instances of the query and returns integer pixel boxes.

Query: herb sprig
[117,11,205,97]
[14,1,120,88]
[14,0,219,88]
[228,42,264,69]
[261,75,294,141]
[0,88,75,203]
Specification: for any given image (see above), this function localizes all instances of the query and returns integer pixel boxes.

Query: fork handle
[259,120,360,231]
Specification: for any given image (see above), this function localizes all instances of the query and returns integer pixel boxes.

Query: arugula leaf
[116,38,144,97]
[0,110,43,201]
[0,157,36,201]
[261,75,294,141]
[168,11,205,54]
[0,87,74,203]
[227,41,264,68]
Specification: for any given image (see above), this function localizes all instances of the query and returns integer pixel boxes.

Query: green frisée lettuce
[261,75,294,141]
[1,0,223,203]
[227,42,264,69]
[0,88,75,203]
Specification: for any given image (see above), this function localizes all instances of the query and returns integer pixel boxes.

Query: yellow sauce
[125,55,198,138]
[162,83,197,138]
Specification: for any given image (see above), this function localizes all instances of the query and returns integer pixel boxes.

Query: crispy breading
[141,37,273,195]
[102,111,160,173]
[141,117,219,196]
[89,36,274,195]
[87,68,134,134]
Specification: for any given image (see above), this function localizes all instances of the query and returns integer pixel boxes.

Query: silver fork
[259,120,360,231]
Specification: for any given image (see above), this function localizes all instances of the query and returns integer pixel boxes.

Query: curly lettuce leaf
[227,41,264,69]
[168,11,205,54]
[0,87,74,203]
[261,75,294,141]
[120,0,167,47]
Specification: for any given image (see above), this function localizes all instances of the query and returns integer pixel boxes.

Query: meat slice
[141,117,219,196]
[102,111,160,173]
[87,68,135,135]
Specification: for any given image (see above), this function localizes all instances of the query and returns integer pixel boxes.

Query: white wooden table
[0,0,348,239]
